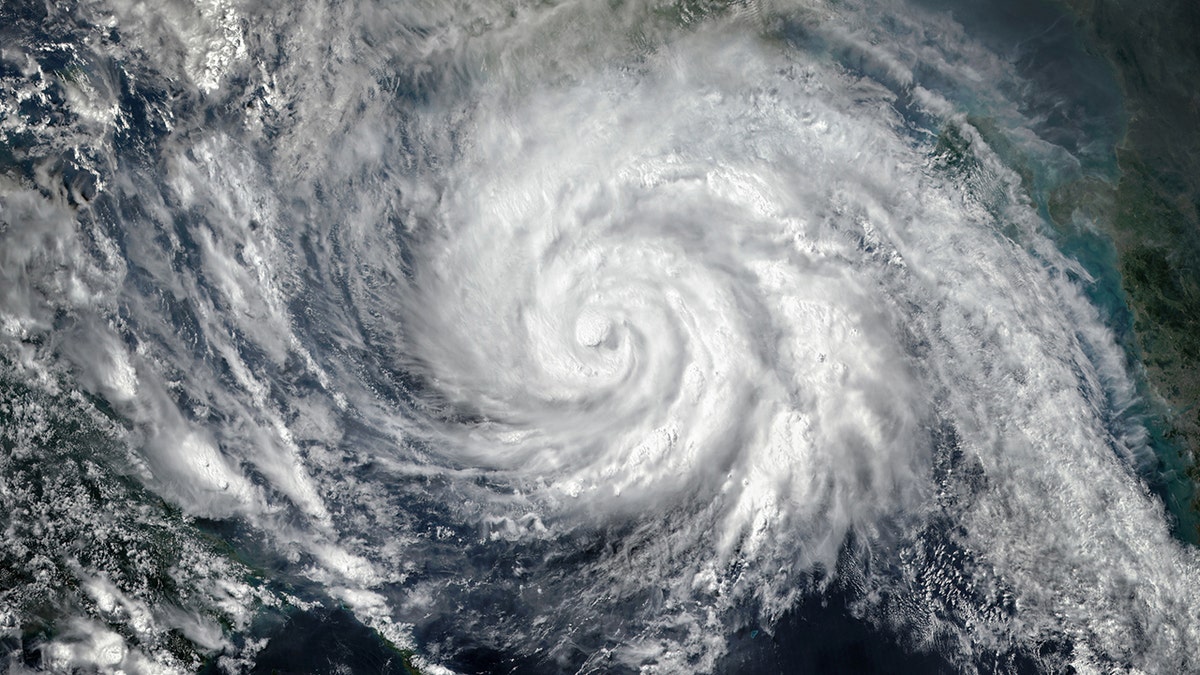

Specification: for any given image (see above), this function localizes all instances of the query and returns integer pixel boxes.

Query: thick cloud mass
[2,0,1199,672]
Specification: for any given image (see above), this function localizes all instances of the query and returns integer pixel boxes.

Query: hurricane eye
[6,1,1195,673]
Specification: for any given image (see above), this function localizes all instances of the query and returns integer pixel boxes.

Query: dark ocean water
[3,0,1200,672]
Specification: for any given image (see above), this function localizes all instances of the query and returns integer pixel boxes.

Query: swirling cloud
[5,0,1198,671]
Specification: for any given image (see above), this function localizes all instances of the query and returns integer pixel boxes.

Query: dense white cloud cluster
[3,0,1199,672]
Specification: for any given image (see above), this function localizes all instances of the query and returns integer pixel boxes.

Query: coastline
[1058,0,1200,540]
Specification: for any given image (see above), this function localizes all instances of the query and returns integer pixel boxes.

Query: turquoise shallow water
[4,0,1200,672]
[1050,205,1200,544]
[726,2,1200,670]
[917,0,1200,543]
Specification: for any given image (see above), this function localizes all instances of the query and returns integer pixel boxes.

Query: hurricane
[3,0,1200,672]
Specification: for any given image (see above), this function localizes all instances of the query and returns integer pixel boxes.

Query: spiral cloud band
[2,0,1199,671]
[406,35,933,552]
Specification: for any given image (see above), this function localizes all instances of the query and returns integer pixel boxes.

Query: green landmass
[0,362,237,669]
[1058,0,1200,534]
[928,6,1200,538]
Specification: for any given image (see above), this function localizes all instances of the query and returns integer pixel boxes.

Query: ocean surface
[2,0,1199,672]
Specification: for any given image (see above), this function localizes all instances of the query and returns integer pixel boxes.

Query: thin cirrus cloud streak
[1,0,1198,671]
[382,27,1200,669]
